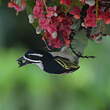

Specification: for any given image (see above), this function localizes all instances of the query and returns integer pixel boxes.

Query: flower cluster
[32,0,74,48]
[80,0,110,27]
[7,0,110,49]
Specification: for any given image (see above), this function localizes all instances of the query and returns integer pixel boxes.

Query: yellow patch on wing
[55,57,79,69]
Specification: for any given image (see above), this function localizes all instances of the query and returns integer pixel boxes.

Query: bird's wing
[54,57,80,70]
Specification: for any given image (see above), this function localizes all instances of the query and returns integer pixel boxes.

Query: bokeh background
[0,1,110,110]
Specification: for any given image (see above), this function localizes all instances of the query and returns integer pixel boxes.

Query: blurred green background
[0,1,110,110]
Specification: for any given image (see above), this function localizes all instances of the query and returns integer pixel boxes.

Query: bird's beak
[17,57,30,67]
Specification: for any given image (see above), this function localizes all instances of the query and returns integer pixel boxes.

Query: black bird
[17,50,80,74]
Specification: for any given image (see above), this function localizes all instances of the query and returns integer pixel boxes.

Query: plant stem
[96,0,99,20]
[42,0,48,12]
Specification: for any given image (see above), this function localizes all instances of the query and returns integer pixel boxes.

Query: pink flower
[8,0,26,12]
[84,6,97,27]
[43,32,63,48]
[21,0,26,10]
[70,6,81,19]
[46,6,57,18]
[84,15,96,27]
[39,17,57,35]
[33,0,44,18]
[103,9,110,24]
[39,18,49,29]
[97,8,105,20]
[50,38,63,48]
[60,0,71,6]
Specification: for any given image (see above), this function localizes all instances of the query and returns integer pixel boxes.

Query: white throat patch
[35,62,44,70]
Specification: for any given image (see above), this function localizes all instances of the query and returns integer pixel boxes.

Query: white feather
[35,62,44,70]
[28,53,43,57]
[23,56,41,63]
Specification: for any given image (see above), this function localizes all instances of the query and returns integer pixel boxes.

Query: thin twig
[42,0,48,12]
[96,0,99,21]
[70,44,95,59]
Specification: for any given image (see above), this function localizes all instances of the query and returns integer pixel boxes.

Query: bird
[17,49,80,74]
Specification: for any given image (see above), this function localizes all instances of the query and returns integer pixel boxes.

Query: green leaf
[25,0,37,28]
[71,30,88,55]
[25,0,35,14]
